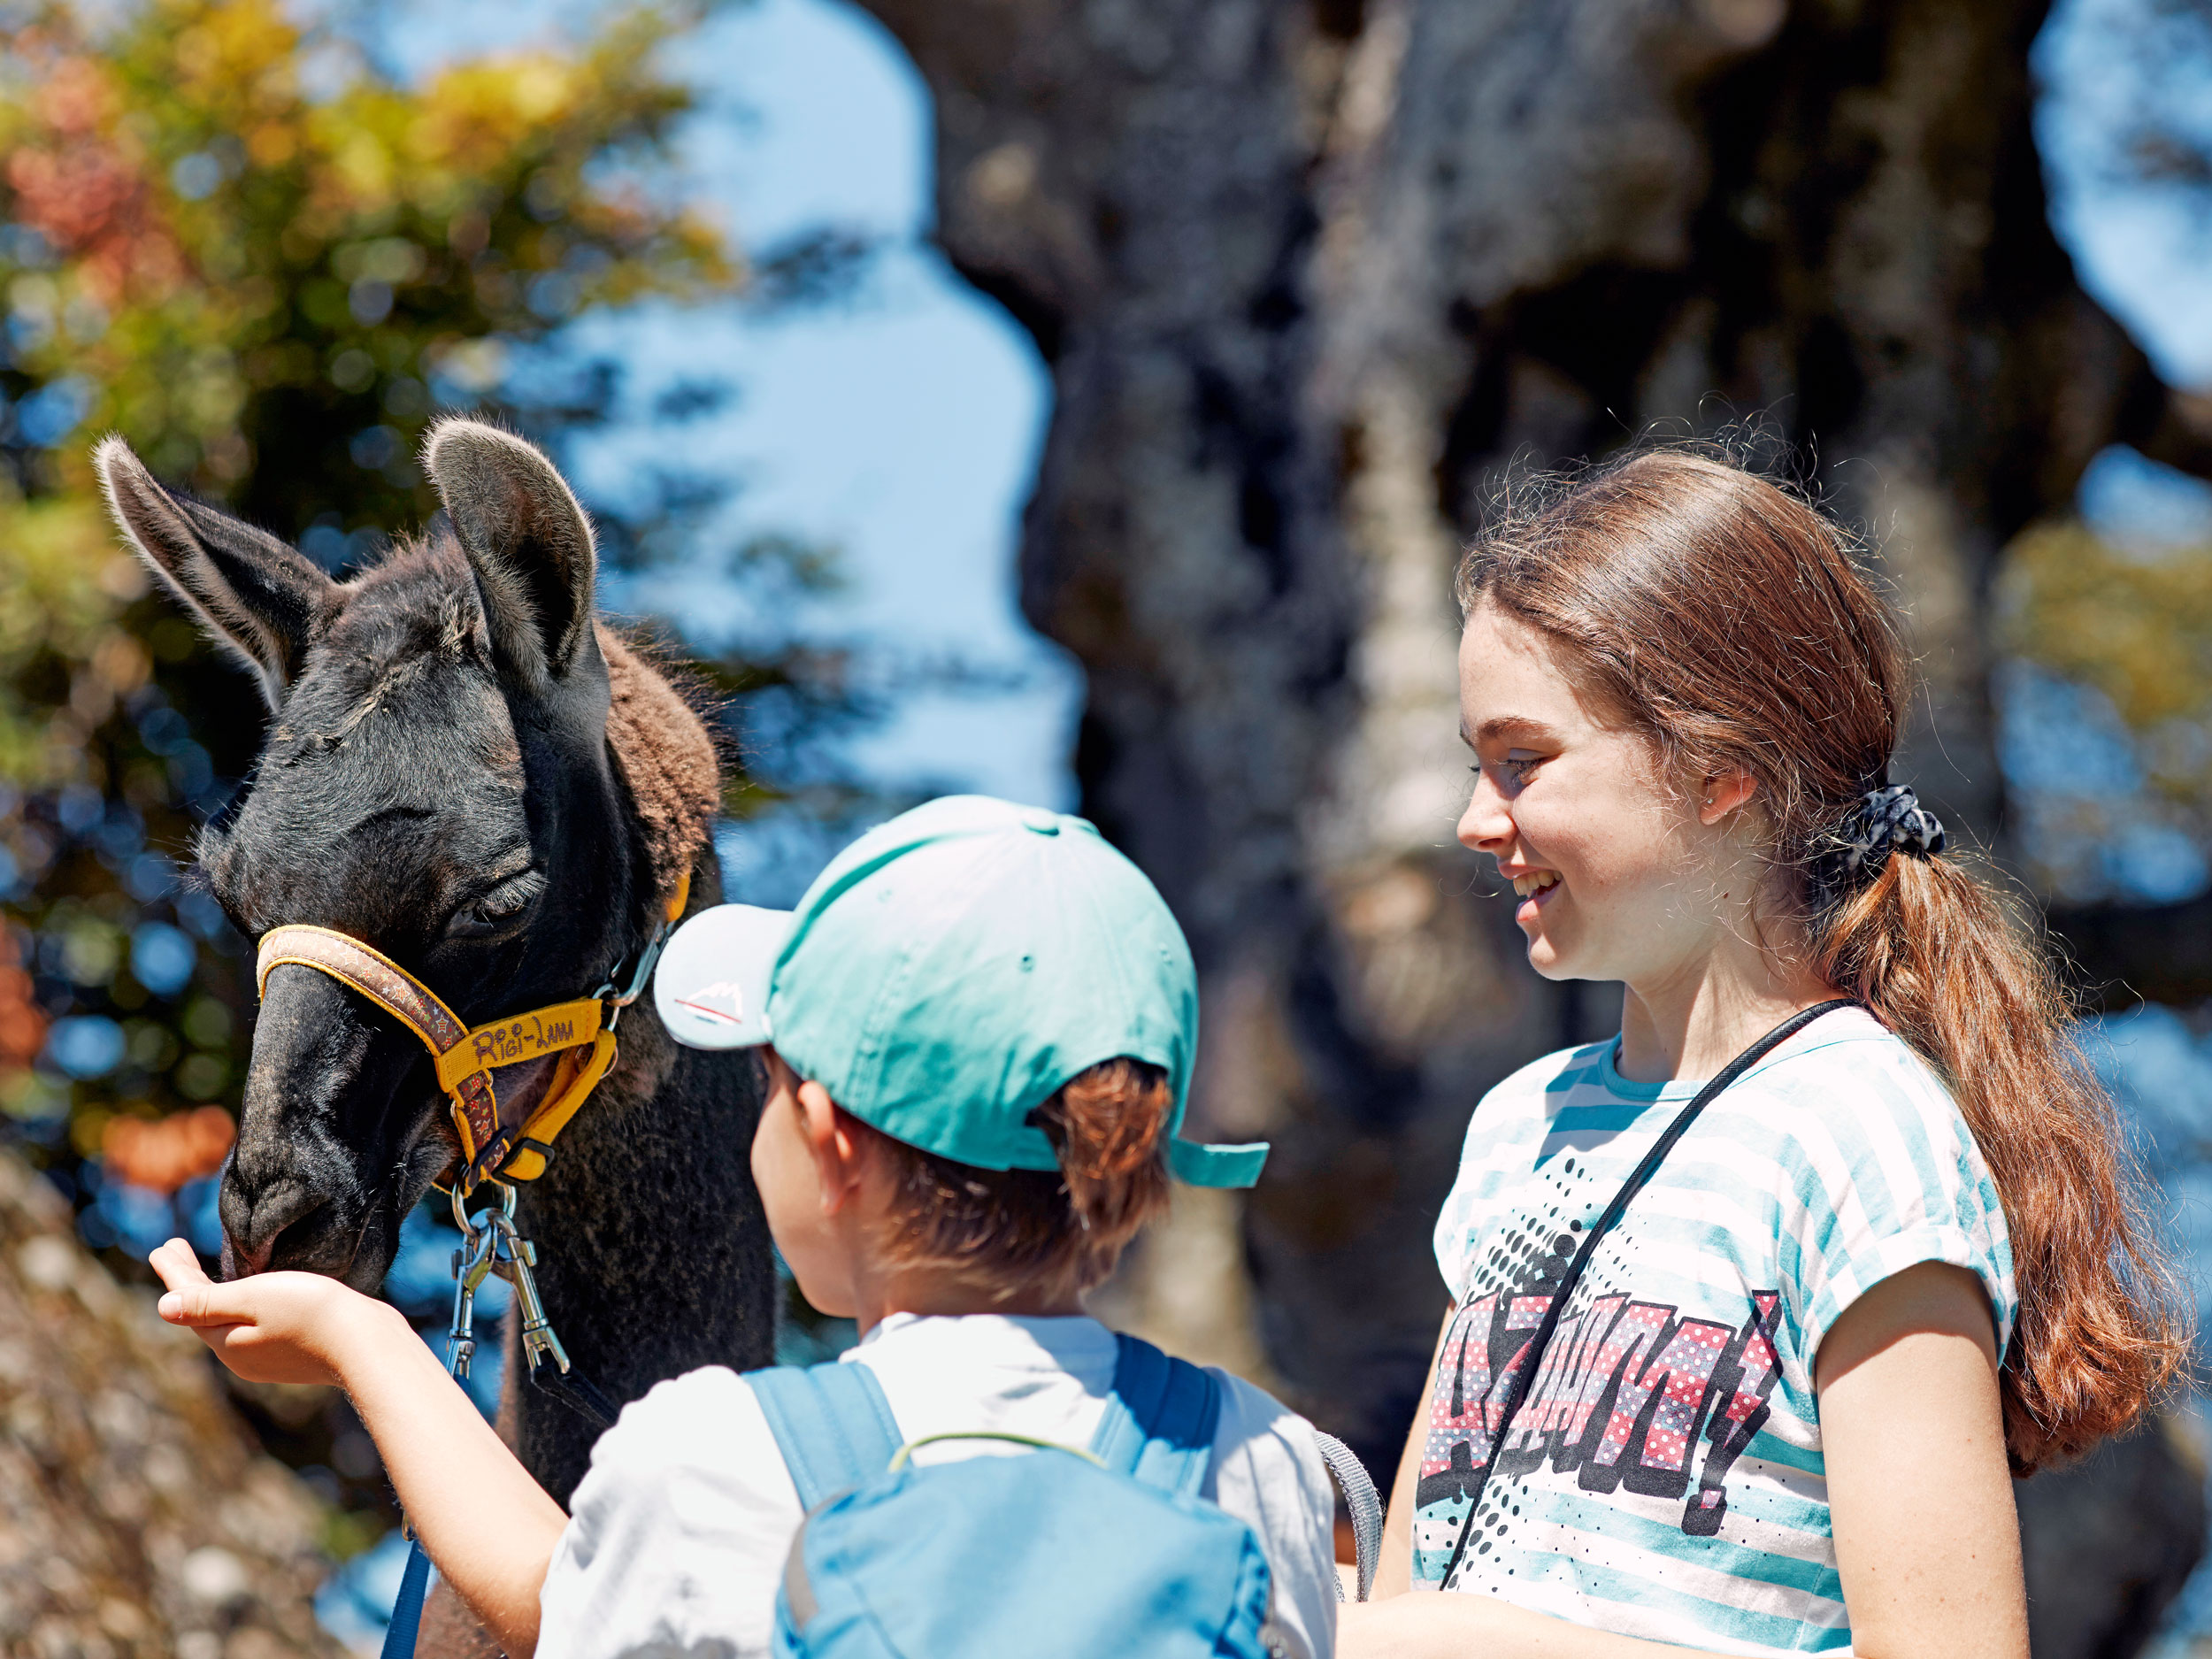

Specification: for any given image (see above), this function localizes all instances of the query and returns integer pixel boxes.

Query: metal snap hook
[444,1178,518,1379]
[594,910,680,1030]
[443,1177,575,1379]
[444,1219,501,1379]
[449,1173,517,1240]
[487,1206,574,1378]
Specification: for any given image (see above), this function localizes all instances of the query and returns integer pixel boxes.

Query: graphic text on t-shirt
[1419,1285,1784,1536]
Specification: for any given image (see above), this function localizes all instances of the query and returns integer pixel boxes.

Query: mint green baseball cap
[652,795,1267,1187]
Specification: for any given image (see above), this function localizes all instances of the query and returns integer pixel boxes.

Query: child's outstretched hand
[150,1236,393,1387]
[152,1238,565,1656]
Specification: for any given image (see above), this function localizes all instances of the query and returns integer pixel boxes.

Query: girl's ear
[1700,770,1759,826]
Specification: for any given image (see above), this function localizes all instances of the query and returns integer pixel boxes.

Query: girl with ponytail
[1344,449,2189,1659]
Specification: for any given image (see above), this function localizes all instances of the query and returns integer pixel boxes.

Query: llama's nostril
[219,1177,323,1279]
[224,1230,274,1279]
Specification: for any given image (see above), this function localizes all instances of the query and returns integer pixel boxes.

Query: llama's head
[95,419,669,1290]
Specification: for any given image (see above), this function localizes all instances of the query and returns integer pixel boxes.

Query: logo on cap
[676,979,749,1025]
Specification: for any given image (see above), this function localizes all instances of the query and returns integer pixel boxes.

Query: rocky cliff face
[857,0,2208,1647]
[0,1147,340,1655]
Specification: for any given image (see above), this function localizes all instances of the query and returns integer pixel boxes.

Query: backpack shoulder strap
[745,1360,902,1510]
[1088,1333,1222,1499]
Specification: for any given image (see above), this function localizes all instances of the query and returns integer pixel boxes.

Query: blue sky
[2039,0,2212,386]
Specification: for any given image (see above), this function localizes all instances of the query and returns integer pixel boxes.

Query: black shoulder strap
[1437,998,1854,1586]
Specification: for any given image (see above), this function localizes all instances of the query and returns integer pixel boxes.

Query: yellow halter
[254,872,690,1194]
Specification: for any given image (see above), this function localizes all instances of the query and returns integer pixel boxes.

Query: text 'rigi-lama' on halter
[251,871,690,1194]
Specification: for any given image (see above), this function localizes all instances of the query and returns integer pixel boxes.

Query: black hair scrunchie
[1809,784,1946,911]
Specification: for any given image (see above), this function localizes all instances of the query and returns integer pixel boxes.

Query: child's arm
[150,1238,567,1656]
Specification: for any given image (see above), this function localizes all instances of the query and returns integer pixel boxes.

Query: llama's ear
[92,435,336,711]
[423,419,598,687]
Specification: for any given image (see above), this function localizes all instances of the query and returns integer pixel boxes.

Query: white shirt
[537,1312,1341,1658]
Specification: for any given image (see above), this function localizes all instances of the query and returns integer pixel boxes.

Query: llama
[96,419,777,1655]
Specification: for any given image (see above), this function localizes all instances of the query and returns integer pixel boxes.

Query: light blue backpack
[746,1334,1283,1658]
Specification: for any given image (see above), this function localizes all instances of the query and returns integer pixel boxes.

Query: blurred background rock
[0,1133,337,1655]
[9,0,2212,1652]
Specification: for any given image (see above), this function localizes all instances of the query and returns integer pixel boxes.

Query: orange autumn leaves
[103,1104,233,1193]
[4,54,186,311]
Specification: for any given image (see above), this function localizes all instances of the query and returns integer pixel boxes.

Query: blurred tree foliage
[2000,523,2212,744]
[1996,518,2212,902]
[0,0,741,1226]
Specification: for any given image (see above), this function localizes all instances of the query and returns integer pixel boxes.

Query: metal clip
[445,1179,511,1379]
[449,1176,574,1379]
[592,913,678,1032]
[489,1210,573,1378]
[445,1179,573,1379]
[444,1219,501,1380]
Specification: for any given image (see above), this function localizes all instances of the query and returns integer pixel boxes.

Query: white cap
[651,903,791,1049]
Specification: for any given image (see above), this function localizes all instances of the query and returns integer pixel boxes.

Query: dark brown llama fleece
[601,625,722,914]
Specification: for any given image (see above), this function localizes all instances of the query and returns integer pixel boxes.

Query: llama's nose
[219,1171,321,1278]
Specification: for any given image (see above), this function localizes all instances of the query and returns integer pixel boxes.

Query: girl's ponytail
[1461,444,2193,1474]
[1816,849,2189,1470]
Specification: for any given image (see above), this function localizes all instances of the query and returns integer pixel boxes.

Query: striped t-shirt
[1414,1006,2016,1655]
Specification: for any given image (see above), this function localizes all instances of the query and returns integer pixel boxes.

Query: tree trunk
[858,0,2205,1643]
[2048,888,2212,1010]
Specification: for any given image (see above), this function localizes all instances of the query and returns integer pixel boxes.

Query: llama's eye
[447,872,546,940]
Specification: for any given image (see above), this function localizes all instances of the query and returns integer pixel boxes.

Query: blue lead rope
[380,1538,433,1659]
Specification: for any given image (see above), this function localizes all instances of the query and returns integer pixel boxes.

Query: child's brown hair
[854,1057,1174,1305]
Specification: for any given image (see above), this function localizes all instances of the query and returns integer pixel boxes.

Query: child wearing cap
[149,795,1340,1658]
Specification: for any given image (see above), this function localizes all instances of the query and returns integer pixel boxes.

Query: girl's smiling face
[1455,600,1734,987]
